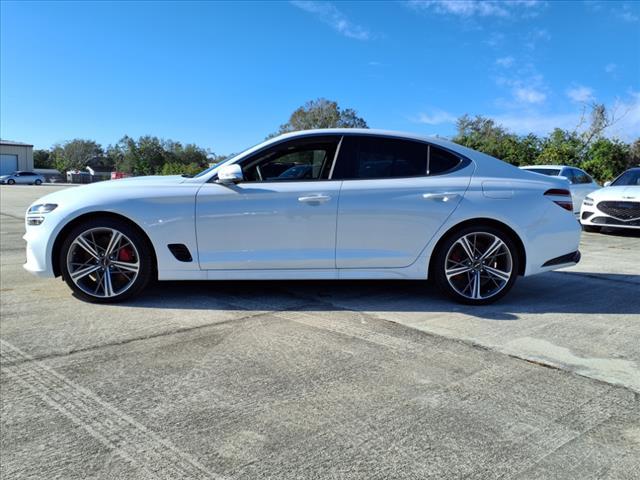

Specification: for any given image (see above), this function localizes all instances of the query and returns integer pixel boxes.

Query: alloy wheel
[66,227,140,298]
[444,232,513,300]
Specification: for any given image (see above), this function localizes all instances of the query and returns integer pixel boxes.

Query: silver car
[520,165,600,215]
[0,171,46,185]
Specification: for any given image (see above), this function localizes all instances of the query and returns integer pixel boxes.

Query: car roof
[273,128,460,150]
[521,165,568,169]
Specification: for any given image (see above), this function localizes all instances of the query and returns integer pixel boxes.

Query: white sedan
[23,129,581,305]
[519,165,600,215]
[580,167,640,232]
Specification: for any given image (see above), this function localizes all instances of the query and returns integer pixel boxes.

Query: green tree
[270,98,368,138]
[582,138,630,183]
[50,139,103,173]
[453,115,541,166]
[160,162,203,176]
[537,129,583,166]
[33,149,53,169]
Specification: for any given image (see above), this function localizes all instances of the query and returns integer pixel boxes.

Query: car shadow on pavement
[126,270,640,320]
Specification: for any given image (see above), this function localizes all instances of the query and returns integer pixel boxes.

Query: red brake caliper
[118,247,134,262]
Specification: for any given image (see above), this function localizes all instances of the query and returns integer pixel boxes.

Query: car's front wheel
[7,179,15,185]
[432,226,520,305]
[60,218,153,303]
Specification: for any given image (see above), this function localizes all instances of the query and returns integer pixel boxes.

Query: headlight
[583,196,594,207]
[26,204,58,225]
[28,203,58,214]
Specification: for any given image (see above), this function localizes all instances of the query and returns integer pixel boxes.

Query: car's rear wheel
[60,218,152,303]
[35,179,42,185]
[7,179,15,185]
[432,226,520,305]
[582,225,601,233]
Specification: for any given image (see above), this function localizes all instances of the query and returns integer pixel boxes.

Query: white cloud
[406,0,543,18]
[608,91,640,140]
[490,92,640,140]
[618,3,639,22]
[496,56,515,68]
[414,109,457,125]
[605,63,617,74]
[514,87,546,104]
[291,1,370,40]
[566,85,595,103]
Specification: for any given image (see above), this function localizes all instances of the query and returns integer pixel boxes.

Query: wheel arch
[51,211,158,278]
[428,218,527,277]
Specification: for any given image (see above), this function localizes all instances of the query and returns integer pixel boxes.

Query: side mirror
[604,181,611,187]
[216,164,243,184]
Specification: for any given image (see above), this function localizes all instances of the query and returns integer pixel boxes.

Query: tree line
[33,98,638,183]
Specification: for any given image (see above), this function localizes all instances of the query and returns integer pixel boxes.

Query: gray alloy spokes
[445,232,513,300]
[67,228,140,298]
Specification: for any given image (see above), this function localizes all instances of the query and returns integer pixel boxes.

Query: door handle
[422,193,460,202]
[298,194,331,204]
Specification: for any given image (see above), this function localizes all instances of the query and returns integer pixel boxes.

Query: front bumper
[580,204,640,230]
[23,228,56,278]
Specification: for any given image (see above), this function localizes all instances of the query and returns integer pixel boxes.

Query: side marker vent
[168,244,193,262]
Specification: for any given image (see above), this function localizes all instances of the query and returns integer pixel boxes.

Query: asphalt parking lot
[1,185,639,479]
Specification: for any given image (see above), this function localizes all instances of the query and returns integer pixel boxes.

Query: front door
[195,136,342,270]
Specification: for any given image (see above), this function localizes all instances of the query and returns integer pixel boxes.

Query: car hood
[587,185,640,201]
[27,175,192,210]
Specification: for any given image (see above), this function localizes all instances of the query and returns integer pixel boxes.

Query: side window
[575,170,592,184]
[241,136,339,182]
[428,145,461,175]
[563,169,577,184]
[333,136,428,180]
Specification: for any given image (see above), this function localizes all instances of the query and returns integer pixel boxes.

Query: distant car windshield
[525,168,561,176]
[611,169,640,186]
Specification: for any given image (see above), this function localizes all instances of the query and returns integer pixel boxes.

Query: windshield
[611,169,640,186]
[525,168,561,176]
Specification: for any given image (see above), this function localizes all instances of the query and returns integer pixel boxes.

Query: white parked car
[580,167,640,232]
[0,171,45,185]
[23,129,581,305]
[520,165,600,215]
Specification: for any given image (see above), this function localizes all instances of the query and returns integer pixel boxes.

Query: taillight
[544,188,573,212]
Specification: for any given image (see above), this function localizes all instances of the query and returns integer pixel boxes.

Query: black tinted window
[574,170,592,184]
[242,136,339,182]
[334,136,428,180]
[428,146,461,175]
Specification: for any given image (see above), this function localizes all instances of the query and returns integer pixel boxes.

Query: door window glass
[242,137,339,182]
[333,136,428,179]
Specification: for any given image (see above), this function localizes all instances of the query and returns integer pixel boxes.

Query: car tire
[432,225,520,305]
[35,179,42,185]
[7,179,15,185]
[582,225,601,233]
[60,218,153,303]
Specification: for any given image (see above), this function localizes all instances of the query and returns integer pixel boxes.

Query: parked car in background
[23,129,581,305]
[0,171,45,185]
[580,167,640,232]
[520,165,600,215]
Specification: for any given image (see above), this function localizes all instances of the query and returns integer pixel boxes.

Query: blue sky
[1,0,639,155]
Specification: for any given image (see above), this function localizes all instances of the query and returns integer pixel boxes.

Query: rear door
[333,135,473,269]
